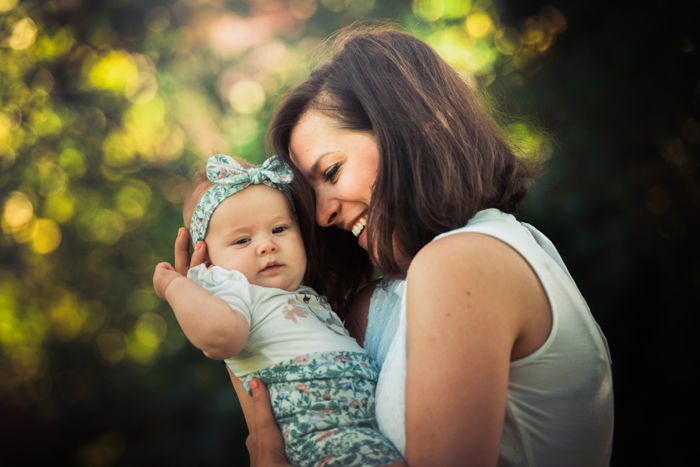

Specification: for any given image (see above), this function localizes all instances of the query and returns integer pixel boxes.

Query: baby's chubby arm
[153,262,249,360]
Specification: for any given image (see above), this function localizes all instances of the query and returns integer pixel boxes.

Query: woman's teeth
[352,216,367,237]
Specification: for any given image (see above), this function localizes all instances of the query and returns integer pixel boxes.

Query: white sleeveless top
[366,208,614,466]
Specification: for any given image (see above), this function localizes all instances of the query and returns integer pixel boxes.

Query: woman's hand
[173,227,208,275]
[245,378,289,467]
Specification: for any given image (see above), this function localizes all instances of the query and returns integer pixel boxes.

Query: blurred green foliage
[1,0,697,465]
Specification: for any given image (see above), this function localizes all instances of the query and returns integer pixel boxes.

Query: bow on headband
[189,154,294,246]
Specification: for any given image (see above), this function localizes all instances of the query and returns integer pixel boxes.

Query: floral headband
[189,154,294,246]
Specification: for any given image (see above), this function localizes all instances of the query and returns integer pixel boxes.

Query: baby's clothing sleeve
[186,264,253,325]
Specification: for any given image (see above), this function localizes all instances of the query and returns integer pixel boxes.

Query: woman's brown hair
[269,26,537,309]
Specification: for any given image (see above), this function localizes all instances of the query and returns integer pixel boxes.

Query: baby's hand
[153,262,184,300]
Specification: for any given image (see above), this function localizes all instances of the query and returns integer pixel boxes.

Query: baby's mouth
[260,262,283,273]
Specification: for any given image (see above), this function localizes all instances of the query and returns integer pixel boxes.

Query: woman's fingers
[247,378,288,467]
[190,241,207,268]
[174,227,192,275]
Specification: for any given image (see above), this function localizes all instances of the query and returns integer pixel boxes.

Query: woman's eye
[323,163,341,182]
[272,226,288,234]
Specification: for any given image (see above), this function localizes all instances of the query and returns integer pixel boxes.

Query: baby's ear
[202,247,214,269]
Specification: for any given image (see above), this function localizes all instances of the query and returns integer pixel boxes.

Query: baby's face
[205,185,307,291]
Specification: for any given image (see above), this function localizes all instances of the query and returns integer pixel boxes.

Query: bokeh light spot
[539,6,567,34]
[44,191,76,223]
[228,79,266,114]
[9,17,38,50]
[495,28,521,55]
[2,191,34,233]
[50,292,83,340]
[507,122,553,162]
[290,0,318,19]
[115,179,152,222]
[30,218,62,254]
[85,209,125,244]
[465,12,493,38]
[321,0,345,13]
[58,146,87,177]
[87,51,139,92]
[0,0,19,14]
[145,6,171,33]
[347,0,375,16]
[97,329,127,364]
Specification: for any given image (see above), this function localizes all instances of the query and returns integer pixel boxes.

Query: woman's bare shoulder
[408,231,550,359]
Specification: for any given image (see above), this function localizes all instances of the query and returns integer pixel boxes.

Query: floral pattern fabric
[242,351,403,466]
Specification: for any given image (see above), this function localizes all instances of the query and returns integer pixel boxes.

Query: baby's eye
[234,238,250,245]
[272,226,288,234]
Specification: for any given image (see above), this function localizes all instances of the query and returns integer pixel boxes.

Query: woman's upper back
[366,209,613,466]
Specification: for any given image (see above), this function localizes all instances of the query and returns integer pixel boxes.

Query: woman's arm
[344,279,379,344]
[154,259,249,360]
[404,232,549,466]
[226,368,290,467]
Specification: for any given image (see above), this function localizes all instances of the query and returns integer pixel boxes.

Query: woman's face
[289,110,379,251]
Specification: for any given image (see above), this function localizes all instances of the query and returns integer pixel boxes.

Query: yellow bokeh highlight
[540,6,567,34]
[228,80,266,114]
[321,0,345,13]
[0,113,12,147]
[128,313,167,364]
[115,179,152,222]
[522,18,545,46]
[30,218,61,254]
[0,0,19,13]
[494,28,521,55]
[97,329,127,364]
[135,313,167,348]
[87,50,139,92]
[2,191,34,234]
[58,146,87,177]
[34,28,75,60]
[427,28,497,75]
[102,130,136,167]
[29,106,63,137]
[85,209,125,244]
[465,12,493,38]
[507,122,553,162]
[37,158,68,195]
[11,346,44,381]
[44,191,76,223]
[125,72,158,104]
[9,17,38,50]
[50,292,83,340]
[413,0,471,21]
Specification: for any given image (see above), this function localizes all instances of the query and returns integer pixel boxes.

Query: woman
[174,27,613,466]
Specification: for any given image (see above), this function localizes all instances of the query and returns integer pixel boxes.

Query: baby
[153,154,402,466]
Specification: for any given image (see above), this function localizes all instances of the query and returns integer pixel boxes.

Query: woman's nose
[315,195,339,227]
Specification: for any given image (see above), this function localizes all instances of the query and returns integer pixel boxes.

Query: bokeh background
[1,0,697,465]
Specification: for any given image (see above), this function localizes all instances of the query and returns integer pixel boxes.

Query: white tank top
[368,208,614,466]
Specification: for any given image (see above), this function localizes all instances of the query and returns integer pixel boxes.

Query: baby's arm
[154,262,249,360]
